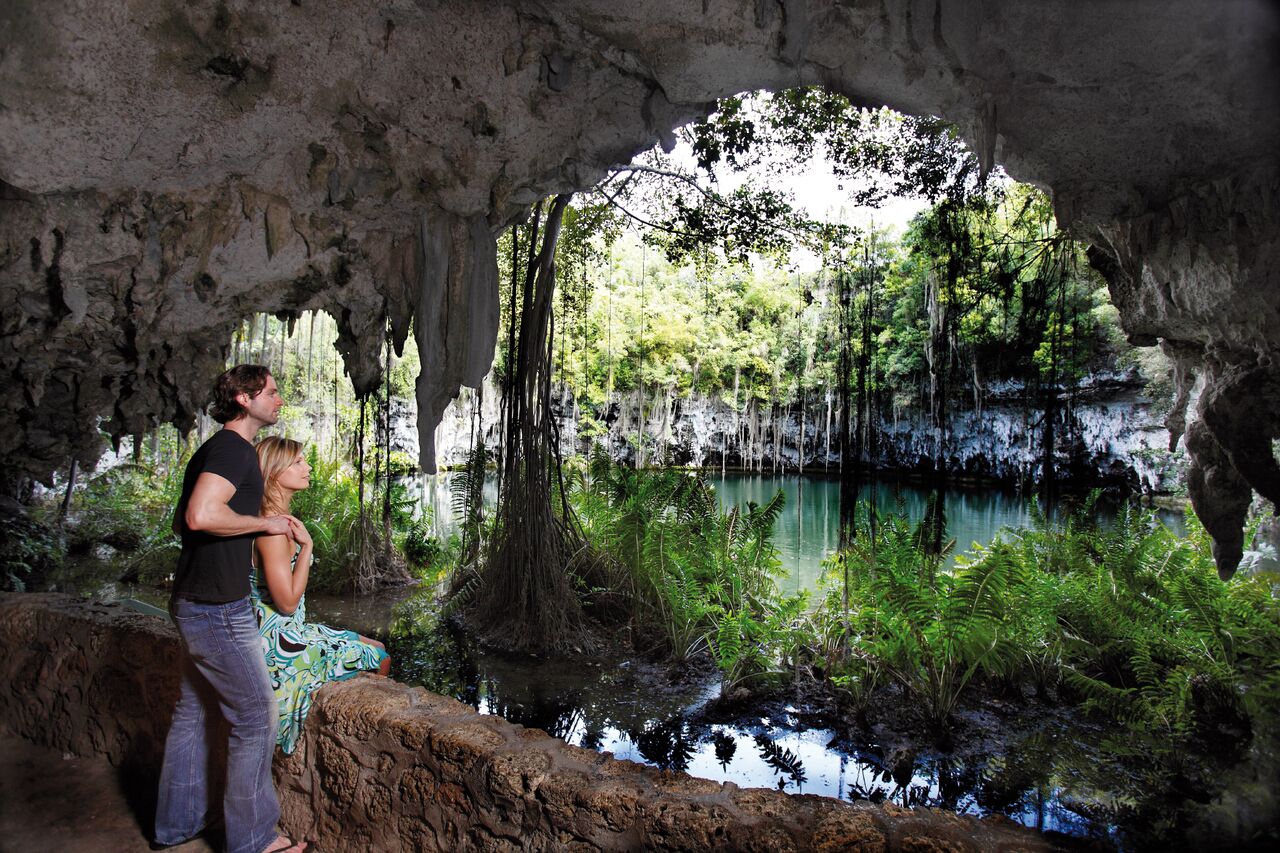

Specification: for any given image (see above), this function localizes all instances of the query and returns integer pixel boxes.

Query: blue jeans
[155,596,280,853]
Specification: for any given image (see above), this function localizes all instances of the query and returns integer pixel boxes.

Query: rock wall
[409,372,1179,492]
[0,592,1068,851]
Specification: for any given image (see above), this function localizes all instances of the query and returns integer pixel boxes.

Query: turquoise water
[706,474,1045,593]
[414,470,1181,594]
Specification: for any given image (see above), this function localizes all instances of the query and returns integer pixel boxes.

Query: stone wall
[0,593,1071,851]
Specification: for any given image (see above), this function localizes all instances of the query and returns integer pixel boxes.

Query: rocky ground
[0,732,215,853]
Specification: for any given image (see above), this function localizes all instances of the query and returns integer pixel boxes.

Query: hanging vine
[464,194,594,654]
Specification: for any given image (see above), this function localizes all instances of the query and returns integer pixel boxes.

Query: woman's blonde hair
[256,436,304,517]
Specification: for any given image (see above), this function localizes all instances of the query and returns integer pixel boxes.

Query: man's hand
[262,515,293,537]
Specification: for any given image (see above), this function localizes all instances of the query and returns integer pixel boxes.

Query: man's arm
[184,472,291,537]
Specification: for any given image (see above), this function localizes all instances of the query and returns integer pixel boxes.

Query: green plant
[1,510,64,591]
[571,452,789,672]
[402,512,443,570]
[289,446,414,593]
[810,500,1280,743]
[450,444,489,568]
[817,508,1022,730]
[1044,507,1279,741]
[59,461,185,586]
[289,449,363,592]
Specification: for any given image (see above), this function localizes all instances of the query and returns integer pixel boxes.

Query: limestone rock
[1,1,1278,571]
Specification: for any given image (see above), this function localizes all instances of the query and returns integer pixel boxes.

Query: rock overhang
[1,0,1278,573]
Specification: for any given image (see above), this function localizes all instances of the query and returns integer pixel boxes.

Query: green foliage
[572,452,797,690]
[279,448,361,593]
[1,510,64,591]
[450,444,490,567]
[690,90,980,206]
[544,91,1150,486]
[402,512,444,570]
[64,462,185,585]
[811,499,1280,742]
[286,446,415,592]
[547,188,1128,464]
[68,465,171,553]
[816,509,1020,729]
[1033,507,1280,740]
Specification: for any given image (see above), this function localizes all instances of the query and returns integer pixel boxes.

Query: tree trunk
[382,327,393,543]
[59,460,77,518]
[354,396,369,591]
[468,194,589,654]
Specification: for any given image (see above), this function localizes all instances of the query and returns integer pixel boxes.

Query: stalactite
[730,367,740,471]
[772,403,780,473]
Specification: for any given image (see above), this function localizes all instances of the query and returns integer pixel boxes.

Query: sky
[644,135,930,273]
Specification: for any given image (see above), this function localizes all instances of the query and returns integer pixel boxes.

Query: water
[415,469,1182,594]
[383,595,1150,846]
[707,474,1046,592]
[384,470,1206,845]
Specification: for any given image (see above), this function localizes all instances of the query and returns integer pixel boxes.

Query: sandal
[262,836,309,853]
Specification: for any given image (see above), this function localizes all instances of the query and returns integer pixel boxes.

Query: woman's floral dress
[250,566,388,753]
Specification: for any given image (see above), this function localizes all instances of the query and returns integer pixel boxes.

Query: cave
[2,0,1278,578]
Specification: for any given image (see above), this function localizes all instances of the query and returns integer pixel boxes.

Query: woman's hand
[258,516,314,616]
[286,515,312,548]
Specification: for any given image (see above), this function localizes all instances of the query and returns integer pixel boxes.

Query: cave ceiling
[1,0,1278,574]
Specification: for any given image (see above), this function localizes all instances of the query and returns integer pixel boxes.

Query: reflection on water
[388,597,1155,845]
[382,472,1201,846]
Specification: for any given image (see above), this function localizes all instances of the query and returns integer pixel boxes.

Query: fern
[753,733,807,786]
[451,444,489,564]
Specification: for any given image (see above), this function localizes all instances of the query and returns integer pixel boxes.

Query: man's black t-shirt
[171,429,263,603]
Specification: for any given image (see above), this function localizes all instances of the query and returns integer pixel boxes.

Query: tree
[466,195,594,654]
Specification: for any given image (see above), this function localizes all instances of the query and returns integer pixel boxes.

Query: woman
[251,436,390,755]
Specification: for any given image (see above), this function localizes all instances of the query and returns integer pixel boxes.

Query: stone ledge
[0,593,1077,851]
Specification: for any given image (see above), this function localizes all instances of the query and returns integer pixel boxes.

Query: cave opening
[3,2,1279,848]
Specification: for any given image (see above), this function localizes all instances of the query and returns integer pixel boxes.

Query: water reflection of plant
[711,729,737,769]
[846,750,931,809]
[387,591,477,702]
[633,717,698,772]
[753,733,807,790]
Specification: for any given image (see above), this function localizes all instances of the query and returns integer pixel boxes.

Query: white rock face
[0,0,1277,572]
[413,373,1179,495]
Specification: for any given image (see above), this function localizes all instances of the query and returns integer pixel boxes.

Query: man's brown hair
[209,364,272,424]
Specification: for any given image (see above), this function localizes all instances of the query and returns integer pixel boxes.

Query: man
[153,365,306,853]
